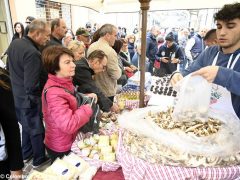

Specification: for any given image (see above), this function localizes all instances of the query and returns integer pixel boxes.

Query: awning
[54,0,237,13]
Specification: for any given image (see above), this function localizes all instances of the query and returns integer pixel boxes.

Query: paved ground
[23,159,51,179]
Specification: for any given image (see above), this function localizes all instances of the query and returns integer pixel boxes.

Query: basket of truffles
[118,106,240,168]
[71,132,120,171]
[116,106,240,179]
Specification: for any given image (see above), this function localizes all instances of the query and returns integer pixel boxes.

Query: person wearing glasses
[24,16,35,36]
[87,24,121,102]
[73,50,119,113]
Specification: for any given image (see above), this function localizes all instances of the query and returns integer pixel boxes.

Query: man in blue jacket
[171,2,240,119]
[155,35,184,77]
[146,26,160,74]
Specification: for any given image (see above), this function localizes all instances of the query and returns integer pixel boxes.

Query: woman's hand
[124,66,133,72]
[85,93,98,103]
[130,65,137,71]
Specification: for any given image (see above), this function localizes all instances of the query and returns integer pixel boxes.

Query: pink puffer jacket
[42,74,92,152]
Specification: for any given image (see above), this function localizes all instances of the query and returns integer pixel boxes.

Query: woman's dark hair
[91,28,101,44]
[112,39,123,54]
[214,3,240,22]
[0,68,10,90]
[14,22,24,35]
[42,46,74,75]
[87,50,108,63]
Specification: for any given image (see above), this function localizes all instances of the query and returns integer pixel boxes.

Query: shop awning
[54,0,237,13]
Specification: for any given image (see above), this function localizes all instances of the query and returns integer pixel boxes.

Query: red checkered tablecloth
[117,130,240,180]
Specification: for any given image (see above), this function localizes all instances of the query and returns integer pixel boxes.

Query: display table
[117,130,240,180]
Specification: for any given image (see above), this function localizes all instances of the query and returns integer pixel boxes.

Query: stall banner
[117,130,240,180]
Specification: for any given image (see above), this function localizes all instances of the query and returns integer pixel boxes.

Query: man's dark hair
[26,16,35,22]
[214,3,240,21]
[87,50,108,62]
[204,29,216,41]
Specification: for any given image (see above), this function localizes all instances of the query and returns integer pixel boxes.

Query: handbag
[154,59,160,69]
[43,85,100,134]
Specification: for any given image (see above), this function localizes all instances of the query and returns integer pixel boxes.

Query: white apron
[210,52,240,119]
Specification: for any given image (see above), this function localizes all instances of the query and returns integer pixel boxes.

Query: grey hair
[99,24,117,37]
[51,18,61,32]
[28,19,49,33]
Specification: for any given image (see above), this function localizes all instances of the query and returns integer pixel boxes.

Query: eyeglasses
[101,63,107,70]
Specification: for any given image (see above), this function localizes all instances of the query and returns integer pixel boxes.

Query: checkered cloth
[71,132,120,172]
[117,130,240,180]
[124,96,150,109]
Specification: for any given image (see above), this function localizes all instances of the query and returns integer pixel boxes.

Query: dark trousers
[46,146,71,163]
[148,61,154,75]
[15,105,46,166]
[0,160,10,180]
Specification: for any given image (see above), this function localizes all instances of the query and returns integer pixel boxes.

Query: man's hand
[161,57,169,63]
[171,58,180,64]
[170,72,183,86]
[110,103,120,113]
[192,66,219,83]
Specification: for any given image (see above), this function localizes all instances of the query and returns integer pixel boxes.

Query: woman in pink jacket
[42,46,94,162]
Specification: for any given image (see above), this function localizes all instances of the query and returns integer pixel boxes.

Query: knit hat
[76,28,90,36]
[165,34,174,42]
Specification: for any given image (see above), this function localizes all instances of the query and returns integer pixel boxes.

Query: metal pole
[138,0,151,108]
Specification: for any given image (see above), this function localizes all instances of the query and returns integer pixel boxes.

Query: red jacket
[42,74,92,152]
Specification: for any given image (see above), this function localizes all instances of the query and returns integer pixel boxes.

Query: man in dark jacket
[185,27,208,66]
[7,19,51,168]
[24,16,35,36]
[155,35,184,77]
[40,18,67,91]
[47,18,67,46]
[146,26,160,74]
[73,50,119,113]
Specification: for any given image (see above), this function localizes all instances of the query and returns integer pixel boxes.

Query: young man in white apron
[170,2,240,119]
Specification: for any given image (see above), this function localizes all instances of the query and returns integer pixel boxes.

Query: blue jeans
[148,60,154,75]
[15,105,46,166]
[179,58,187,73]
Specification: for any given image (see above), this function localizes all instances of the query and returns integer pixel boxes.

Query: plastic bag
[118,106,240,167]
[172,74,211,122]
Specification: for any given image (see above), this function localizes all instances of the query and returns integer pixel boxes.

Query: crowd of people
[0,2,239,179]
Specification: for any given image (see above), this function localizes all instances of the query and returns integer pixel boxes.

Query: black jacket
[156,43,184,76]
[146,32,158,62]
[0,68,23,171]
[73,58,113,112]
[7,36,42,108]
